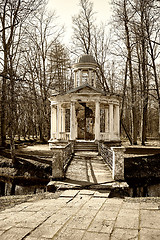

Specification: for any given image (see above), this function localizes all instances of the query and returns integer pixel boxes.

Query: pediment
[66,83,104,95]
[76,86,99,94]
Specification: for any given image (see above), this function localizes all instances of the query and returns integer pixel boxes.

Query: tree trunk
[0,182,5,196]
[146,19,160,139]
[141,3,148,145]
[10,134,16,166]
[124,0,137,145]
[10,182,16,195]
[1,67,7,148]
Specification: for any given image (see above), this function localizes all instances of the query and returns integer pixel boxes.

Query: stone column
[62,108,65,133]
[57,104,62,140]
[95,101,100,140]
[89,70,92,85]
[94,72,96,88]
[80,70,82,85]
[105,107,109,133]
[51,104,57,139]
[70,101,76,140]
[74,71,77,88]
[114,105,120,137]
[109,103,114,140]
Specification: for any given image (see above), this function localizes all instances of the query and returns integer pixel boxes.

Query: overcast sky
[47,0,112,43]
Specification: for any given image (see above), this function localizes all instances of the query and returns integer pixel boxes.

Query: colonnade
[74,69,97,88]
[50,101,120,142]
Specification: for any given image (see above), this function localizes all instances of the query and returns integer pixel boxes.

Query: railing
[51,132,70,141]
[63,142,73,171]
[99,142,125,180]
[98,142,113,170]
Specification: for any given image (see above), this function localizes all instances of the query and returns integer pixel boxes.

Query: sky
[47,0,112,43]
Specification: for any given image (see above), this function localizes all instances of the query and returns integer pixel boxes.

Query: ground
[0,190,160,240]
[0,192,62,212]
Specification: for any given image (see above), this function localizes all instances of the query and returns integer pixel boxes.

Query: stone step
[74,142,98,152]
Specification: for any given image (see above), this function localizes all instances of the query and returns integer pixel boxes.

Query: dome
[78,54,97,64]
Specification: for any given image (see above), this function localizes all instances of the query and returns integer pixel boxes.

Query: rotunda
[49,54,120,147]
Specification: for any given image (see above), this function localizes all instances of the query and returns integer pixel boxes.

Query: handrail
[98,142,113,170]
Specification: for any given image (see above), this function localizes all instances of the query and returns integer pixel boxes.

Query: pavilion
[49,54,120,148]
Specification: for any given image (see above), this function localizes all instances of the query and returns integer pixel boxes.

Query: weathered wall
[124,153,160,187]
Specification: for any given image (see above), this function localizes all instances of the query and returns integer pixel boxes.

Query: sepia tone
[0,0,160,239]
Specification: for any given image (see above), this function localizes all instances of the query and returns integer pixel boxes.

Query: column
[57,103,62,140]
[105,107,109,132]
[109,103,114,140]
[62,108,65,133]
[89,70,92,85]
[75,114,78,139]
[80,70,82,85]
[70,101,76,140]
[95,101,100,140]
[94,72,96,88]
[51,104,57,139]
[74,71,77,88]
[114,105,120,138]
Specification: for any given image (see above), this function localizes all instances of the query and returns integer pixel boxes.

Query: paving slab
[115,212,139,229]
[82,232,110,240]
[88,218,114,233]
[93,191,110,198]
[0,227,32,240]
[60,190,79,198]
[79,190,95,195]
[53,227,85,240]
[139,228,160,240]
[140,209,160,229]
[110,228,139,240]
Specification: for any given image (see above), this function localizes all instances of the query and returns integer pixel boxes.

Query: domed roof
[78,54,97,64]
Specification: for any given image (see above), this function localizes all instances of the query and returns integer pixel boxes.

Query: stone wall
[124,153,160,186]
[51,143,73,180]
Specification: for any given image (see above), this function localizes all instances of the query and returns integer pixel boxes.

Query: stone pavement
[0,190,160,240]
[66,152,113,185]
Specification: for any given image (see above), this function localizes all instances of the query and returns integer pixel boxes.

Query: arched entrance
[76,102,95,140]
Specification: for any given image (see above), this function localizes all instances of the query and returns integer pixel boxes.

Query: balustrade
[99,142,125,180]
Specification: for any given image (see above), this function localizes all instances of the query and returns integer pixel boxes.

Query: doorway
[76,102,95,140]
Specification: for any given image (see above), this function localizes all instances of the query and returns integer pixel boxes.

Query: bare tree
[0,0,45,163]
[72,0,95,55]
[111,0,160,144]
[22,8,69,141]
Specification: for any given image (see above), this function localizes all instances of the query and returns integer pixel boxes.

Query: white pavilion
[49,54,120,147]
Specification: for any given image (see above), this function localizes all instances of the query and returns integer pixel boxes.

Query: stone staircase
[74,141,98,152]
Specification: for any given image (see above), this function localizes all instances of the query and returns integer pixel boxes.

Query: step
[74,142,98,152]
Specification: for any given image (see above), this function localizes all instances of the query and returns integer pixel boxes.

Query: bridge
[48,141,126,192]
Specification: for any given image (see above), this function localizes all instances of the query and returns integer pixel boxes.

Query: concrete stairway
[74,141,98,152]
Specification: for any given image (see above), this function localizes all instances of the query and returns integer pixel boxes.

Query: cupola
[72,54,98,88]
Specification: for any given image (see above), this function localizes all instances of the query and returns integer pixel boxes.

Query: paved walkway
[0,190,160,240]
[66,152,113,186]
